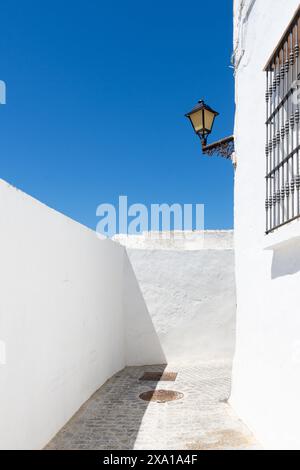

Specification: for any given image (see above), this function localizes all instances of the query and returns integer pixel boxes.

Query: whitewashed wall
[115,232,236,366]
[123,252,167,366]
[232,0,300,450]
[0,178,236,449]
[0,179,127,450]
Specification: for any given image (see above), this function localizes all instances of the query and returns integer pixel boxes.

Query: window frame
[264,6,300,235]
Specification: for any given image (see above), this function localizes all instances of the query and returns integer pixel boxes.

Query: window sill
[264,218,300,250]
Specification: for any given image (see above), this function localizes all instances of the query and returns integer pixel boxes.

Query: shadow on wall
[125,248,236,366]
[271,238,300,279]
[46,251,167,450]
[123,252,167,366]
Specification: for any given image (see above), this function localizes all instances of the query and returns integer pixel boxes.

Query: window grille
[265,6,300,234]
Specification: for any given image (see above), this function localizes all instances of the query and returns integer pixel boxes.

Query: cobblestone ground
[46,362,259,450]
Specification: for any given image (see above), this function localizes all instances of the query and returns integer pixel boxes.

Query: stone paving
[46,362,259,450]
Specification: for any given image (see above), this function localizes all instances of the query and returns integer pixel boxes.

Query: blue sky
[0,0,234,231]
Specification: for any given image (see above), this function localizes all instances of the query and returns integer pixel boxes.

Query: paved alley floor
[46,363,259,450]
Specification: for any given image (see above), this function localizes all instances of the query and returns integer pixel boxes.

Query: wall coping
[113,230,234,251]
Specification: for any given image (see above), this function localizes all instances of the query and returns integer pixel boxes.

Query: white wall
[0,178,236,449]
[114,230,233,250]
[0,180,179,450]
[231,0,300,450]
[123,252,167,366]
[0,179,127,449]
[116,232,236,366]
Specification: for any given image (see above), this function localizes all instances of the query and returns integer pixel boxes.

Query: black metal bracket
[201,135,235,160]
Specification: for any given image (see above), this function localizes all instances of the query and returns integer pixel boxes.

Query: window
[265,6,300,234]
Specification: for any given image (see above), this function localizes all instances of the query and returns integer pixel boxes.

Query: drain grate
[139,372,177,382]
[139,390,184,403]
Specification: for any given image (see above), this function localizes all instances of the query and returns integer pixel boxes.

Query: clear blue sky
[0,0,234,231]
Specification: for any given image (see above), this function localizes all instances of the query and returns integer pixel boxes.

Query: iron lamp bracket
[201,135,235,160]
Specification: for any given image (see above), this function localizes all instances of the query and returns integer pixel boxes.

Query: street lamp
[185,99,235,163]
[185,99,219,146]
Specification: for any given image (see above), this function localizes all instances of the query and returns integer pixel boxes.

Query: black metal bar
[291,27,295,219]
[272,57,276,227]
[266,69,270,232]
[286,38,290,222]
[202,135,234,151]
[276,56,280,225]
[265,7,300,233]
[266,87,295,125]
[201,135,234,159]
[264,5,300,72]
[295,19,300,217]
[266,144,300,178]
[280,48,285,225]
[266,213,300,234]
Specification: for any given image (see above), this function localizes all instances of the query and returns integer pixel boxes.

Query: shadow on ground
[45,365,167,450]
[45,363,259,450]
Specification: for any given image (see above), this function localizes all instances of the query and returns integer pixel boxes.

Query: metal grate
[265,6,300,234]
[139,372,177,382]
[139,390,184,403]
